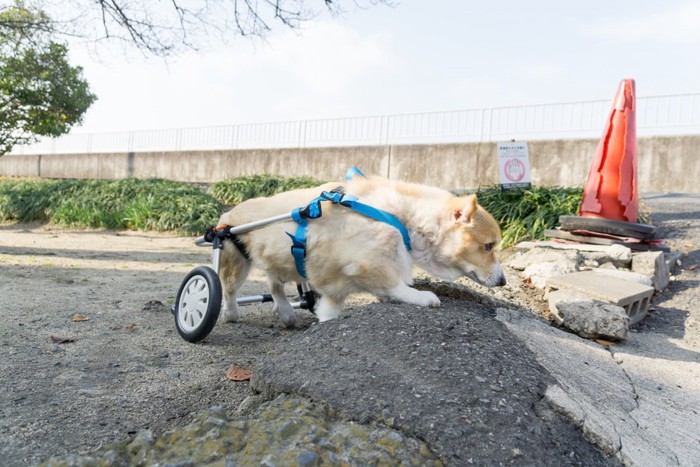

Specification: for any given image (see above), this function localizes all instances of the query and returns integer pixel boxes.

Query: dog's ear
[452,194,478,225]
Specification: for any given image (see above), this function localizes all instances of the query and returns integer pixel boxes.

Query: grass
[476,185,583,248]
[0,175,326,235]
[0,177,222,235]
[0,176,595,246]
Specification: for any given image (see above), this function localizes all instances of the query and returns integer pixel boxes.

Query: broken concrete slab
[507,247,580,271]
[546,271,654,325]
[523,262,577,289]
[584,268,653,287]
[547,289,629,340]
[496,308,696,466]
[577,244,632,269]
[515,240,612,253]
[631,251,670,292]
[512,241,632,269]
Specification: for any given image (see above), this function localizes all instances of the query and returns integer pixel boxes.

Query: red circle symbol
[504,158,526,182]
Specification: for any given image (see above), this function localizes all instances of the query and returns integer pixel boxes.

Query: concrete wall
[1,135,698,193]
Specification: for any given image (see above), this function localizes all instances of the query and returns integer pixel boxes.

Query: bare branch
[3,0,396,57]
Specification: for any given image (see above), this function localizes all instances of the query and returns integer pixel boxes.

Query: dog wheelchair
[171,212,318,343]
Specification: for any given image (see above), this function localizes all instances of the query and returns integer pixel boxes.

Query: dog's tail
[227,233,251,263]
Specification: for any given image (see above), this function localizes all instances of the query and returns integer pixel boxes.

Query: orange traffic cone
[579,79,638,222]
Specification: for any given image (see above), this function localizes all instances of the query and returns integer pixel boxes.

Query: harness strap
[287,188,411,279]
[345,166,365,181]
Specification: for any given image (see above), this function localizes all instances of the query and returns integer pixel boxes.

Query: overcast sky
[67,0,700,134]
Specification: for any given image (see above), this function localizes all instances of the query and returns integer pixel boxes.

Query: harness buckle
[297,200,323,220]
[320,189,358,207]
[320,190,343,203]
[290,244,306,258]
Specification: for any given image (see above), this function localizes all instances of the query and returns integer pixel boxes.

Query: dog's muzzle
[465,267,506,287]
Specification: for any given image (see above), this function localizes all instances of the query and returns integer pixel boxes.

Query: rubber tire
[559,215,656,240]
[174,266,222,343]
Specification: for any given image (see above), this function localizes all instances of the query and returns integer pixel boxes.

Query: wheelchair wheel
[174,266,222,343]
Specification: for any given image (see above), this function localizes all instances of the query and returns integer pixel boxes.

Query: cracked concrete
[496,306,700,466]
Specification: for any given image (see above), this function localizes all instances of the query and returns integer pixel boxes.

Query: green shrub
[209,175,325,205]
[0,177,591,244]
[476,185,583,248]
[0,178,222,234]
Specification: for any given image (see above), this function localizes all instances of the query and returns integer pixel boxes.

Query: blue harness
[286,169,411,278]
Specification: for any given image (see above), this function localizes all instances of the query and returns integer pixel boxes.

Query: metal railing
[9,93,700,155]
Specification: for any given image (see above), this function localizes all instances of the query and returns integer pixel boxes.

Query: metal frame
[194,215,316,313]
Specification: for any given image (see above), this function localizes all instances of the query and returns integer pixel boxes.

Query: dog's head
[431,194,506,287]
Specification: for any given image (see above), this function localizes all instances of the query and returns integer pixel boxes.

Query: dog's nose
[497,274,507,286]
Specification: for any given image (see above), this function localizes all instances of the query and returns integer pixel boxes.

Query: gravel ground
[1,193,697,466]
[637,194,700,346]
[0,226,292,465]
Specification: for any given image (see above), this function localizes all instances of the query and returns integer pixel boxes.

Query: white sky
[67,0,700,134]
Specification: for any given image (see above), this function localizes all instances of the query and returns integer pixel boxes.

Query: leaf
[72,313,89,322]
[126,323,138,330]
[226,365,252,382]
[50,335,75,344]
[594,338,617,347]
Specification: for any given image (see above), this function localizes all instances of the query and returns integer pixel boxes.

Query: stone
[664,251,683,274]
[523,262,577,289]
[578,251,612,266]
[237,395,266,416]
[508,247,580,271]
[632,251,670,292]
[547,289,629,340]
[605,244,632,268]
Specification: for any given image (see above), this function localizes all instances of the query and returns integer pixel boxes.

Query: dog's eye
[484,242,495,252]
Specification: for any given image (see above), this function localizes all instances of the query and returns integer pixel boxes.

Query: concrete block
[587,268,653,287]
[546,271,654,325]
[632,251,670,292]
[548,289,629,340]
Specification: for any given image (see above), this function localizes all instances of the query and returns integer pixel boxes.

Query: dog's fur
[217,176,506,326]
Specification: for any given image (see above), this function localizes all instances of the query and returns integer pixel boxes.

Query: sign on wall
[497,141,531,189]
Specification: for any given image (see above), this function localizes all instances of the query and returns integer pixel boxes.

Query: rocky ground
[0,193,697,466]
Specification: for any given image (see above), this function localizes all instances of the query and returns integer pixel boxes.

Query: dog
[217,175,506,327]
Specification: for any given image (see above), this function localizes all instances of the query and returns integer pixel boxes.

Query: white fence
[10,93,700,155]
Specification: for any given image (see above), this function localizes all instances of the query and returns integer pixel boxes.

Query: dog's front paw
[418,290,441,308]
[388,284,441,308]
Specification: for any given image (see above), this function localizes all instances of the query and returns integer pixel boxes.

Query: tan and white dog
[217,175,505,327]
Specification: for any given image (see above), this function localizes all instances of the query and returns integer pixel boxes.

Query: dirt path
[0,224,327,465]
